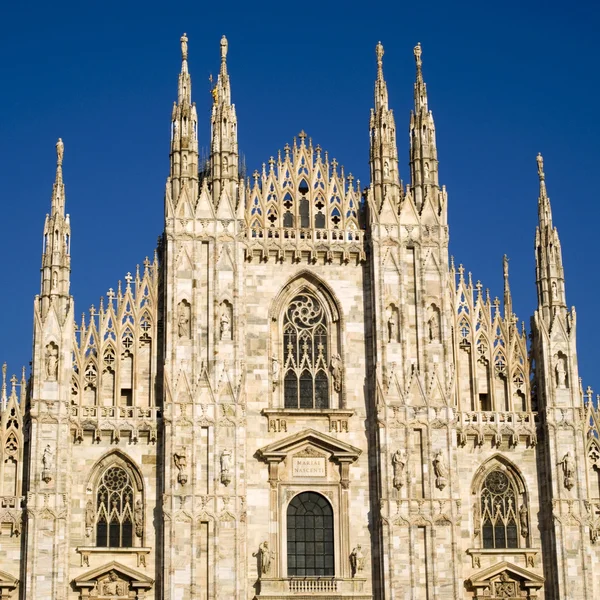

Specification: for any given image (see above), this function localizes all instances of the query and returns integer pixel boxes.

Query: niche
[386,304,399,343]
[220,300,233,341]
[427,304,441,343]
[554,352,568,389]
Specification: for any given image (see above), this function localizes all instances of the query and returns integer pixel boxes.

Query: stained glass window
[481,470,519,549]
[283,293,329,409]
[96,466,135,548]
[287,492,334,576]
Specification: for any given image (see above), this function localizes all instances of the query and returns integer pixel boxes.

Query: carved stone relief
[45,342,59,381]
[177,300,191,339]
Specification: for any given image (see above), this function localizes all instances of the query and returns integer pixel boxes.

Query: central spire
[374,41,388,111]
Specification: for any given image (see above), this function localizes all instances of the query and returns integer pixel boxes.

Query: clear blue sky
[1,1,599,395]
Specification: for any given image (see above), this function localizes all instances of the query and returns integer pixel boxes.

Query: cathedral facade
[0,34,599,600]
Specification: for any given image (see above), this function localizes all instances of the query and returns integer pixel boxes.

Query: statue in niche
[428,310,440,343]
[134,499,144,537]
[85,500,95,537]
[51,271,58,290]
[271,356,280,390]
[253,540,272,576]
[519,504,529,538]
[387,312,397,343]
[350,545,364,577]
[42,444,53,483]
[45,343,59,381]
[391,449,406,490]
[182,154,188,173]
[432,451,448,490]
[173,448,188,485]
[555,355,567,388]
[330,353,342,392]
[558,451,575,490]
[223,156,229,175]
[424,162,430,178]
[384,161,389,177]
[220,307,231,341]
[177,301,191,339]
[220,449,232,486]
[552,281,558,301]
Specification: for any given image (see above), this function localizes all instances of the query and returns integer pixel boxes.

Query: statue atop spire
[56,138,64,166]
[537,152,545,181]
[180,32,188,61]
[376,41,384,78]
[414,42,422,70]
[220,35,228,75]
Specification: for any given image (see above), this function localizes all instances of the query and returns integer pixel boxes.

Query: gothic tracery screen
[283,293,330,409]
[96,466,135,548]
[481,470,519,549]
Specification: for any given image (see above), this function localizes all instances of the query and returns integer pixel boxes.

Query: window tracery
[95,465,138,548]
[480,469,522,549]
[283,293,330,409]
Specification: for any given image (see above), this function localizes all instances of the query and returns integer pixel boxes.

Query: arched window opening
[283,293,329,409]
[481,470,519,549]
[287,492,334,576]
[96,466,135,548]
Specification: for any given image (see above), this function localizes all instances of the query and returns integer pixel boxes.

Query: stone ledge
[262,409,355,433]
[467,547,540,569]
[76,546,151,568]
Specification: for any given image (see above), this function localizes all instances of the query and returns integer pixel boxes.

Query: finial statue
[414,42,422,67]
[220,35,228,60]
[503,254,509,279]
[376,41,384,65]
[536,152,545,180]
[180,33,188,61]
[56,138,64,166]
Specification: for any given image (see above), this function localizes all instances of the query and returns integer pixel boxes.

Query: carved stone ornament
[99,570,129,597]
[559,451,575,490]
[41,444,53,483]
[330,353,343,392]
[391,449,406,490]
[350,544,364,577]
[85,499,95,537]
[432,450,448,491]
[134,499,144,538]
[519,504,529,538]
[253,540,272,576]
[45,342,59,381]
[174,448,188,485]
[177,300,191,339]
[220,449,232,486]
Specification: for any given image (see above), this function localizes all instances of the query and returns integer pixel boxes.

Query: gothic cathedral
[0,34,599,600]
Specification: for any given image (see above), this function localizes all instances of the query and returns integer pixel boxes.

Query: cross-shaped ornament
[331,158,338,171]
[298,130,307,142]
[107,288,115,302]
[125,272,133,287]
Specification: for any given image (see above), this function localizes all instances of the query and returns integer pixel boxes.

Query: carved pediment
[256,428,361,463]
[256,428,361,488]
[0,569,18,590]
[467,561,544,597]
[73,561,153,598]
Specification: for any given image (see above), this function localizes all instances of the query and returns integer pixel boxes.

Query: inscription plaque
[292,457,326,477]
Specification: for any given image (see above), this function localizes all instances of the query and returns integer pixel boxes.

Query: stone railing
[249,227,363,244]
[287,578,339,593]
[70,406,161,420]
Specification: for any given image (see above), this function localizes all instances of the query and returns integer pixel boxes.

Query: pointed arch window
[480,470,521,549]
[283,293,330,409]
[96,465,136,548]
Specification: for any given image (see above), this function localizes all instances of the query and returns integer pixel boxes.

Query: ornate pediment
[467,561,544,598]
[0,569,18,592]
[73,561,153,599]
[256,428,361,463]
[256,428,361,489]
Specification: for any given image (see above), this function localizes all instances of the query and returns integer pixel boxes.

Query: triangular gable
[74,560,154,591]
[0,568,18,589]
[257,428,361,463]
[467,560,544,588]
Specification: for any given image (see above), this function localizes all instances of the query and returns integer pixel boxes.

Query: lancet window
[283,293,330,409]
[96,465,136,548]
[480,469,522,549]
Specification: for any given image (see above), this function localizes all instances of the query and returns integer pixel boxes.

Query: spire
[374,41,388,111]
[409,43,440,214]
[52,138,65,216]
[210,35,239,206]
[503,254,513,320]
[369,41,400,213]
[168,33,199,209]
[40,138,71,316]
[534,153,567,318]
